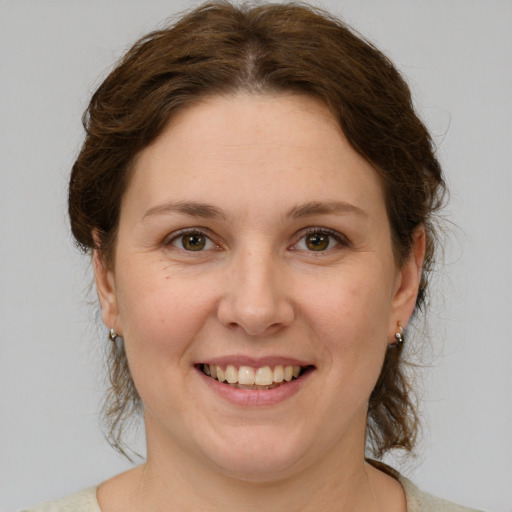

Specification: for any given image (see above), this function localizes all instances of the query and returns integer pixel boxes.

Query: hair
[69,1,446,459]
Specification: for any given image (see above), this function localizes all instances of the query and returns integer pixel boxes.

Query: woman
[24,2,483,511]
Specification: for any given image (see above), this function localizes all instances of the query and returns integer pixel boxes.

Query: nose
[217,248,295,337]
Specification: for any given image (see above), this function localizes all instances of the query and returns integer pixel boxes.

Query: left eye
[169,231,215,251]
[295,231,342,252]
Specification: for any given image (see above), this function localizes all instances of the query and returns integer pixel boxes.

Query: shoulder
[368,460,485,512]
[20,487,100,512]
[399,475,485,512]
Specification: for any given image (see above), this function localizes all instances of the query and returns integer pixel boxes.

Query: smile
[200,363,310,390]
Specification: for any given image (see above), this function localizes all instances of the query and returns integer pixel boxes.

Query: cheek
[115,270,217,364]
[115,274,218,413]
[302,269,393,385]
[305,270,393,341]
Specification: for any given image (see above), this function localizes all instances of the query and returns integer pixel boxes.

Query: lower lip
[197,368,312,406]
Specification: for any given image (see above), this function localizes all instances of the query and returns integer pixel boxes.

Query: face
[95,93,422,481]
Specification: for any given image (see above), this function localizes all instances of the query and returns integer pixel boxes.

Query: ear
[389,226,426,335]
[92,247,120,334]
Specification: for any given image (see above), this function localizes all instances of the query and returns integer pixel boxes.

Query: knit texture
[22,477,484,511]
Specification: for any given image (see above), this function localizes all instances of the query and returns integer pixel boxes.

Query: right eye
[168,230,216,251]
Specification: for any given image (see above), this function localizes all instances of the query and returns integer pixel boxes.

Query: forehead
[123,92,385,222]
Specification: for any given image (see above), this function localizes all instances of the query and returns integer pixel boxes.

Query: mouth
[198,363,314,390]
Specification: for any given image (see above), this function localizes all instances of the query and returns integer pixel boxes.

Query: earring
[394,324,404,346]
[109,328,120,342]
[109,328,124,353]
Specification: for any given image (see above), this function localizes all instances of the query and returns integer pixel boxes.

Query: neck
[129,433,394,512]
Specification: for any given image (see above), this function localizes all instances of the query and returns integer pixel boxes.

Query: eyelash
[163,227,349,253]
[292,227,349,252]
[164,228,218,252]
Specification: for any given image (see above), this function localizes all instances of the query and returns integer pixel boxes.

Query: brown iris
[182,233,206,251]
[305,233,330,251]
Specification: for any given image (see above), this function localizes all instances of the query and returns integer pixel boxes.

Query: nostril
[216,284,295,336]
[222,317,286,337]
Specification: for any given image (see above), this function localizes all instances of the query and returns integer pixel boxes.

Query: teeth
[238,366,255,385]
[225,365,238,384]
[216,366,226,382]
[255,366,273,386]
[273,365,284,382]
[203,363,306,387]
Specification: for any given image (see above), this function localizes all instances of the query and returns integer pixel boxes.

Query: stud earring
[394,324,404,346]
[109,328,124,353]
[109,328,120,342]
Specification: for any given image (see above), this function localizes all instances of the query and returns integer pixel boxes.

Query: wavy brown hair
[69,1,446,459]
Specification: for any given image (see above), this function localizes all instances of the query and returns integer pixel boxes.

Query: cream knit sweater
[22,475,484,512]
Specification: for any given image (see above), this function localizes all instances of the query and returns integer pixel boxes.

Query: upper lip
[197,355,314,367]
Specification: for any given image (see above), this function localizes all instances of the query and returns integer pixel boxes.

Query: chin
[212,453,304,483]
[196,426,313,482]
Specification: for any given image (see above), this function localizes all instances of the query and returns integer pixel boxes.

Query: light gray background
[1,1,511,511]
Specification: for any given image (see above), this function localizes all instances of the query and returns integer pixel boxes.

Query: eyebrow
[141,199,366,222]
[287,201,367,219]
[142,201,227,221]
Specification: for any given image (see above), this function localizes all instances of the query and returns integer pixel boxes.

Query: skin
[94,93,424,512]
